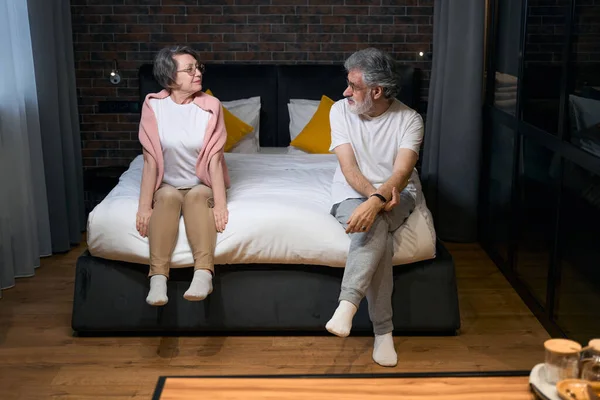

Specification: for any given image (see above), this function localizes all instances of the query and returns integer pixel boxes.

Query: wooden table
[153,373,536,400]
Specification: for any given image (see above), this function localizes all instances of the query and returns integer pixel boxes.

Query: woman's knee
[184,185,214,208]
[154,185,183,206]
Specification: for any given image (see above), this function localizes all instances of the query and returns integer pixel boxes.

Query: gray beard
[348,95,374,115]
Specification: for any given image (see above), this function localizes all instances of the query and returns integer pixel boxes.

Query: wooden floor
[0,241,549,399]
[157,376,536,400]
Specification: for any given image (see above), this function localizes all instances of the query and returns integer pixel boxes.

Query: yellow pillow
[290,95,335,154]
[205,89,254,152]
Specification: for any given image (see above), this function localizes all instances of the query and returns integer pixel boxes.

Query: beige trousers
[148,183,216,279]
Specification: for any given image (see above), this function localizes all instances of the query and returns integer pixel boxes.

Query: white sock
[183,269,213,301]
[146,275,168,306]
[325,300,357,337]
[373,332,397,367]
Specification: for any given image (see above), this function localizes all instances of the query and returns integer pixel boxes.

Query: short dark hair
[153,45,201,90]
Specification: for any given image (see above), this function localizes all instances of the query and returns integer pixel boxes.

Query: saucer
[530,363,560,400]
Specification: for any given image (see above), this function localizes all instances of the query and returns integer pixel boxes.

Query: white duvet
[87,152,437,268]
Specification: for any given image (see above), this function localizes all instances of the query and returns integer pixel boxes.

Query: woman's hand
[136,207,153,238]
[138,149,157,238]
[208,153,228,233]
[213,205,229,233]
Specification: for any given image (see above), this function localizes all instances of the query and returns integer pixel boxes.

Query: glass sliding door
[480,0,600,339]
[555,161,600,343]
[492,0,522,116]
[520,0,570,135]
[565,2,600,159]
[514,137,560,308]
[480,122,517,263]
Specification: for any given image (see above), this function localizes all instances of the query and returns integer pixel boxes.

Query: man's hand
[346,197,384,234]
[213,205,229,233]
[383,186,400,212]
[136,207,152,238]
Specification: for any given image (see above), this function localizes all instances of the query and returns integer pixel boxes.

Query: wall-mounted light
[417,51,432,61]
[109,59,121,85]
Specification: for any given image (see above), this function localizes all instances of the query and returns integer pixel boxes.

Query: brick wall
[519,0,599,134]
[71,0,433,170]
[525,0,599,64]
[522,1,599,95]
[524,0,569,64]
[572,2,600,64]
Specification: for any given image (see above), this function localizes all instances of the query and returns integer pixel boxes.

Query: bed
[72,63,460,335]
[87,152,437,270]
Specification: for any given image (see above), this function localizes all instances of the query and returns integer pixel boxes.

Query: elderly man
[326,48,424,367]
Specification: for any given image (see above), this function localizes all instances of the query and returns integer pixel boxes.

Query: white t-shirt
[150,96,211,189]
[328,98,424,206]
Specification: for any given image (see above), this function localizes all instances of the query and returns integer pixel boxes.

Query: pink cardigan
[138,89,230,191]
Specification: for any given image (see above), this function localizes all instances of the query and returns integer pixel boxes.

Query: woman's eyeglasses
[177,63,205,76]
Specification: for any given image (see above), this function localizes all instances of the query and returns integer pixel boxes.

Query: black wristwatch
[370,193,387,203]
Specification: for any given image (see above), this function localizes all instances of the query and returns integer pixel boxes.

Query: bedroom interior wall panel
[70,0,434,171]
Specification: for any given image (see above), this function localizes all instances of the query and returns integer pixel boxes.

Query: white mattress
[87,152,437,268]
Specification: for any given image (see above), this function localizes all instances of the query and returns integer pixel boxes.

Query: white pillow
[222,96,261,153]
[287,101,319,141]
[287,100,321,155]
[223,96,260,108]
[290,98,321,106]
[569,94,600,131]
[230,136,259,153]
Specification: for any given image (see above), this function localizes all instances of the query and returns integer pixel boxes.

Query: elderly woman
[136,46,229,306]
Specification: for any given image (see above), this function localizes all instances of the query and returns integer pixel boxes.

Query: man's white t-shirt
[150,96,210,189]
[328,98,424,206]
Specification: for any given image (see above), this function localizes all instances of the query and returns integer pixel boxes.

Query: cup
[544,338,582,385]
[580,338,600,382]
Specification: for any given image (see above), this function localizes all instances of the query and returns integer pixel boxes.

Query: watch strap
[370,193,387,203]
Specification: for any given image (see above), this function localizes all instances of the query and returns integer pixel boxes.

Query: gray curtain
[0,0,83,297]
[420,0,486,242]
[28,0,86,251]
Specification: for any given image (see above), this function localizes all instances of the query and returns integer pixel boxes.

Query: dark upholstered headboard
[138,63,419,147]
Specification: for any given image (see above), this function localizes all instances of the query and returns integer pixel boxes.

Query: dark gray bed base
[71,240,460,335]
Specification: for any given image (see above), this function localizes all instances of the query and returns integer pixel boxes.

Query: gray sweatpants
[330,190,415,335]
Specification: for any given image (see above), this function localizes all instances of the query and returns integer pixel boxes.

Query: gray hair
[153,45,200,89]
[344,48,402,99]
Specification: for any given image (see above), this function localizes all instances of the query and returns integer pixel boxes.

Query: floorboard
[0,241,549,399]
